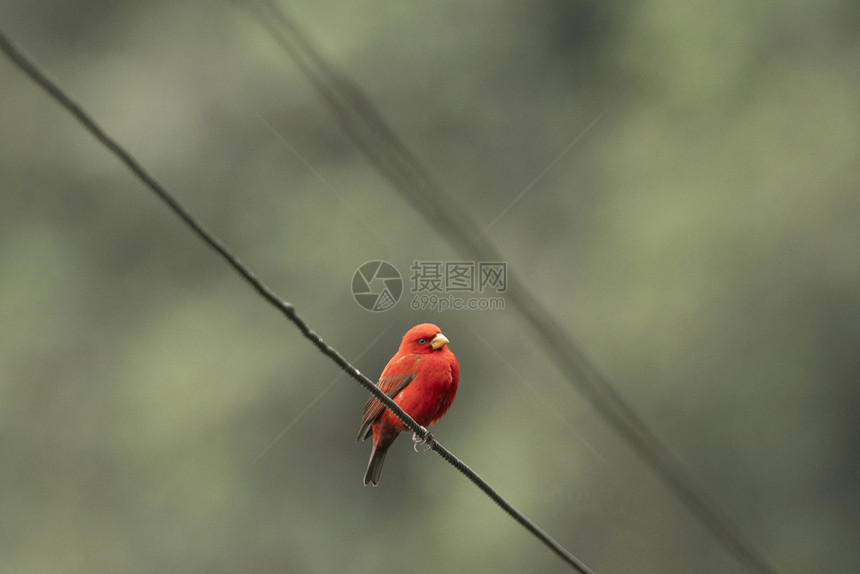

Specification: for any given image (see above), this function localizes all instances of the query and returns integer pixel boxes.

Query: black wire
[430,442,597,574]
[0,25,596,574]
[234,3,783,574]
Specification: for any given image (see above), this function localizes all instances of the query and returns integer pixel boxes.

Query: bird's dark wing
[357,355,420,441]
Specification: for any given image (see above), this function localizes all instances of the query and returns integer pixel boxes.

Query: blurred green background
[1,1,858,572]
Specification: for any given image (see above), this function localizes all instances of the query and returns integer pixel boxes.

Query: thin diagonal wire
[0,26,595,574]
[252,107,389,246]
[466,324,605,463]
[233,0,480,251]
[251,378,338,467]
[469,109,606,248]
[251,322,394,466]
[236,4,782,574]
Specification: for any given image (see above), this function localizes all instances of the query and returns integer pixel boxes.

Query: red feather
[357,323,460,486]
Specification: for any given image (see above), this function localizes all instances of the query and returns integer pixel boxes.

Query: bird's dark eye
[418,338,427,345]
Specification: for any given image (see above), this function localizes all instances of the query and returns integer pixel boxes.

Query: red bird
[357,323,459,486]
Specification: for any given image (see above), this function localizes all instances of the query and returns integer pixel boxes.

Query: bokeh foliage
[1,1,858,572]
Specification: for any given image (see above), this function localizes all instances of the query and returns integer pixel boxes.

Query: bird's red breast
[358,323,460,485]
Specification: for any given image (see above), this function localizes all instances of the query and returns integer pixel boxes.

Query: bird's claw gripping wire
[412,426,435,452]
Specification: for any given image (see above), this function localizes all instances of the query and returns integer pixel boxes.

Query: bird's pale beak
[430,333,450,350]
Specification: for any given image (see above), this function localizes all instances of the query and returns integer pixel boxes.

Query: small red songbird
[357,323,459,486]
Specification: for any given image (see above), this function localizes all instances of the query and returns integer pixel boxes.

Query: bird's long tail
[363,441,390,486]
